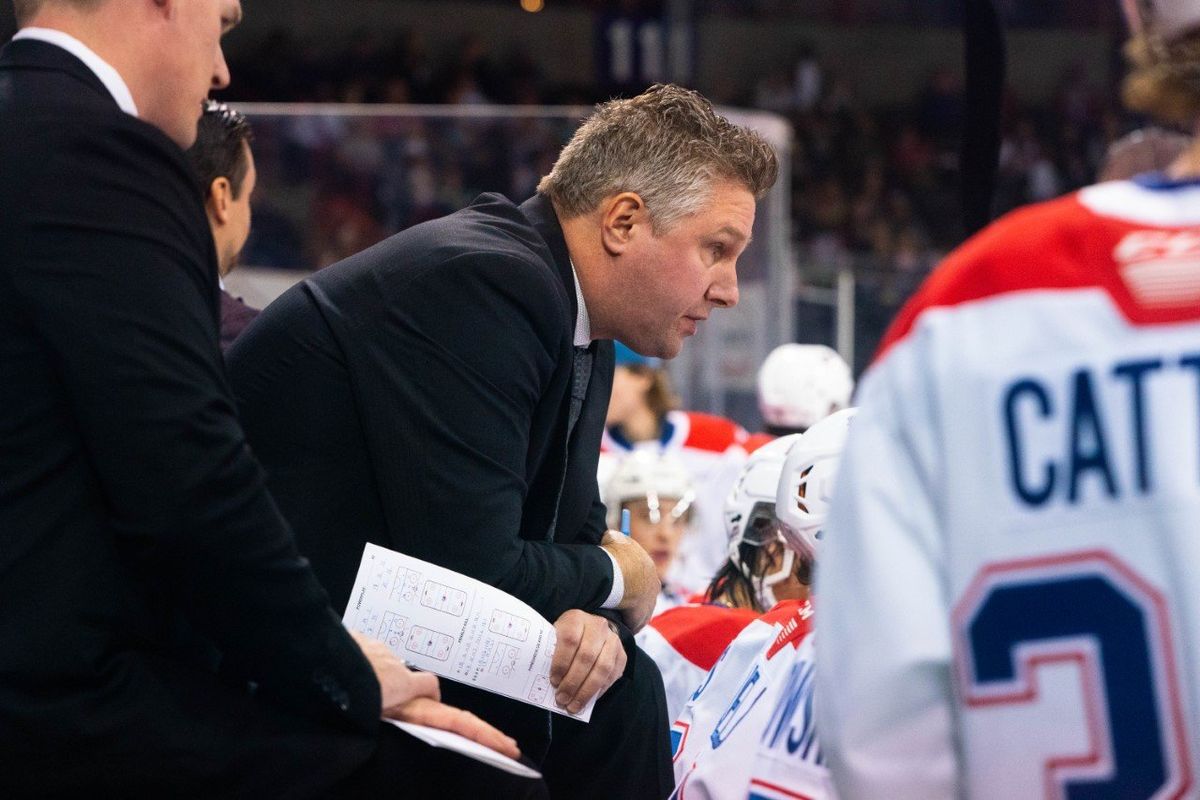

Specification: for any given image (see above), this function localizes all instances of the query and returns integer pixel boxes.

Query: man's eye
[710,244,725,259]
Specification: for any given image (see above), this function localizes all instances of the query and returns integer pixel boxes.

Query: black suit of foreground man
[228,84,778,799]
[0,0,542,796]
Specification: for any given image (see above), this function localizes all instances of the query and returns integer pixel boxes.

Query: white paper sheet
[344,543,595,721]
[385,719,542,779]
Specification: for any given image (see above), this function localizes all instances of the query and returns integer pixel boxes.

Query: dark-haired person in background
[187,98,260,351]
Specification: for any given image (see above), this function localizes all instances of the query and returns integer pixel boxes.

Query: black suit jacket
[0,39,381,795]
[229,193,626,757]
[233,193,617,616]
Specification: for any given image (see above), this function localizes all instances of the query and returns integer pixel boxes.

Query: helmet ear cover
[774,408,858,560]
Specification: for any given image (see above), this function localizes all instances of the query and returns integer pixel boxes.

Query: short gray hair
[13,0,105,26]
[538,84,778,231]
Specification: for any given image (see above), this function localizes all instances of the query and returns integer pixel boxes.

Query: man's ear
[600,192,648,256]
[207,177,233,226]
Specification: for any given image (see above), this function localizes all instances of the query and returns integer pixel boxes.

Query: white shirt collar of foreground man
[13,27,139,117]
[570,260,591,347]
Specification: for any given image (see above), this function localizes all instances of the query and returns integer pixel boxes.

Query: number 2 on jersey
[954,550,1192,799]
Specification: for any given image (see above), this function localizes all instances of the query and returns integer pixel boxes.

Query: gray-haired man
[228,83,778,798]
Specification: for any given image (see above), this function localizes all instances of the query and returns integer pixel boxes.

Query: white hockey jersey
[670,599,834,800]
[638,602,761,723]
[601,410,749,592]
[817,177,1200,800]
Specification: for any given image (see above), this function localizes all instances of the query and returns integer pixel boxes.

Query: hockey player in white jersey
[816,2,1200,798]
[637,433,807,724]
[670,409,856,800]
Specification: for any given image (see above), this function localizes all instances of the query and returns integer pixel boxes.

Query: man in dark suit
[228,84,779,798]
[0,1,542,796]
[186,99,261,351]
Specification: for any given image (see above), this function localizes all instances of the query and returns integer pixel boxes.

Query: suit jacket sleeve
[325,249,615,622]
[9,118,380,732]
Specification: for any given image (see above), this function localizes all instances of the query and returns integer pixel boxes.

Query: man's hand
[353,631,440,710]
[601,530,659,632]
[352,632,521,759]
[549,609,627,715]
[390,697,521,759]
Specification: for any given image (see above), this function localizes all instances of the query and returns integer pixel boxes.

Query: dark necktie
[568,345,593,438]
[547,344,593,542]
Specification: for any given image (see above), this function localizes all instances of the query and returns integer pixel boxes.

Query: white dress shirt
[571,262,624,610]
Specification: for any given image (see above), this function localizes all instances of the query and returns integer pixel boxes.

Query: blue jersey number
[956,551,1191,799]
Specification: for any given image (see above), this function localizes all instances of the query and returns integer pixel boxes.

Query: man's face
[149,0,241,148]
[614,181,755,359]
[220,142,256,276]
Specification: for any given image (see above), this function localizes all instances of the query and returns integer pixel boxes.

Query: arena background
[1,1,1138,430]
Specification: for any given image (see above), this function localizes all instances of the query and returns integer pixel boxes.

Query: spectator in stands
[187,99,260,351]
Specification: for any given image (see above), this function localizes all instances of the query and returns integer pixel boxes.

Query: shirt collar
[13,28,139,117]
[570,259,592,347]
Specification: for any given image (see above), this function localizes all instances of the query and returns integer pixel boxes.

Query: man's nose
[707,262,739,309]
[213,49,231,91]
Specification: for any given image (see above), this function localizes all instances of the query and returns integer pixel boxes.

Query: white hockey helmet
[1123,0,1200,42]
[724,433,804,607]
[604,450,695,529]
[775,408,857,559]
[757,344,854,432]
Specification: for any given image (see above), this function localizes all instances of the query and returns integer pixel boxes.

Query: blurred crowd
[223,20,1150,360]
[751,53,1127,291]
[327,0,1121,28]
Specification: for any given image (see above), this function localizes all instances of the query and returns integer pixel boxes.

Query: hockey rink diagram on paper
[489,609,531,641]
[378,611,409,655]
[528,675,551,704]
[344,543,595,720]
[390,568,422,604]
[406,625,454,661]
[421,580,468,616]
[488,643,520,677]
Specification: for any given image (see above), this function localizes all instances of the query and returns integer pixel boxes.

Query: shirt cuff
[600,546,624,609]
